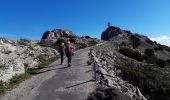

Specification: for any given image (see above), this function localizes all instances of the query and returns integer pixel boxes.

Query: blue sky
[0,0,170,45]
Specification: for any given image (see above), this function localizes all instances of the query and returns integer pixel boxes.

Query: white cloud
[150,35,170,47]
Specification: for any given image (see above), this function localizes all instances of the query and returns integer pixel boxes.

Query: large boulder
[41,29,76,43]
[101,26,123,40]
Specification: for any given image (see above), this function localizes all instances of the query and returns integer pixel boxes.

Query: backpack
[59,45,64,53]
[65,44,72,54]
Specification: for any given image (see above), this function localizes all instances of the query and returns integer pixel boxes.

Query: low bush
[88,40,98,47]
[74,43,88,50]
[94,91,105,100]
[166,59,170,64]
[27,56,58,74]
[87,87,131,100]
[129,34,141,48]
[55,38,66,46]
[144,49,154,56]
[69,37,77,43]
[119,48,133,58]
[156,59,167,68]
[0,73,29,95]
[144,55,158,64]
[165,46,170,52]
[119,48,144,62]
[116,60,170,100]
[154,47,163,51]
[0,81,6,94]
[87,95,97,100]
[132,51,144,62]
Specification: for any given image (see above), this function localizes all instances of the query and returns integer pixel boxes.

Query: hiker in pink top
[65,41,73,67]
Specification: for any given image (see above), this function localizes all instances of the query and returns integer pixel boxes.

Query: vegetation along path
[0,47,95,100]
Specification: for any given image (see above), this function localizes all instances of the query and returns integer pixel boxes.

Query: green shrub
[0,81,6,94]
[87,87,131,100]
[116,60,170,100]
[87,95,97,100]
[9,73,29,86]
[156,59,167,68]
[145,49,154,56]
[55,38,66,46]
[0,73,30,95]
[145,56,158,64]
[166,59,170,64]
[27,56,58,74]
[165,47,170,52]
[94,91,105,100]
[119,48,133,58]
[88,40,98,47]
[132,51,144,62]
[154,47,163,51]
[74,43,88,50]
[129,34,140,48]
[158,47,163,51]
[69,37,77,43]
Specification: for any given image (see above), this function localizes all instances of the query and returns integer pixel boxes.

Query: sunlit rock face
[101,26,123,40]
[41,29,75,43]
[0,38,58,82]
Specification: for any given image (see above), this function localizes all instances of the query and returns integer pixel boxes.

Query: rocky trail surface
[0,47,95,100]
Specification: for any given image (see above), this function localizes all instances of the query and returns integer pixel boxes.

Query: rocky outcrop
[41,29,75,43]
[0,38,58,82]
[89,43,147,100]
[101,26,123,40]
[90,26,170,100]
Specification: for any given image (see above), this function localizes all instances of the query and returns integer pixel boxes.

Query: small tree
[119,48,133,58]
[129,35,140,48]
[145,49,154,56]
[156,59,167,68]
[132,51,144,62]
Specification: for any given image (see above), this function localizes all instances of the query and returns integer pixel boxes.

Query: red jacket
[65,44,72,54]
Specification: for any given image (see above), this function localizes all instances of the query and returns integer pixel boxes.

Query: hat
[61,42,64,46]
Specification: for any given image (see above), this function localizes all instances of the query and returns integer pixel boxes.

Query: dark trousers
[66,53,72,64]
[60,53,64,64]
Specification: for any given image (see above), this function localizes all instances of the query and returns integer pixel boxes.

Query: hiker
[65,41,72,67]
[59,42,65,65]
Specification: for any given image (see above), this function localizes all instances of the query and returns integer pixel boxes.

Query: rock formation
[101,26,123,40]
[0,38,58,82]
[90,26,170,100]
[41,29,75,43]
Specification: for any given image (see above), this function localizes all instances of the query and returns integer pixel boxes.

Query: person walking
[58,42,65,65]
[65,41,72,67]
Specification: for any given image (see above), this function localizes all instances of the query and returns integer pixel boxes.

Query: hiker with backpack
[58,42,65,65]
[65,41,73,67]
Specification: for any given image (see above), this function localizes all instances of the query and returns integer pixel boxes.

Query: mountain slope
[91,26,170,100]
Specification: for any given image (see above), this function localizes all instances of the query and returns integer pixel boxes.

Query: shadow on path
[34,66,69,74]
[66,79,94,89]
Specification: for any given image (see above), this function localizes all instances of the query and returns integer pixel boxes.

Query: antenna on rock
[107,22,111,27]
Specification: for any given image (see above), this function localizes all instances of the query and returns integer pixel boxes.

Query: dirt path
[0,47,95,100]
